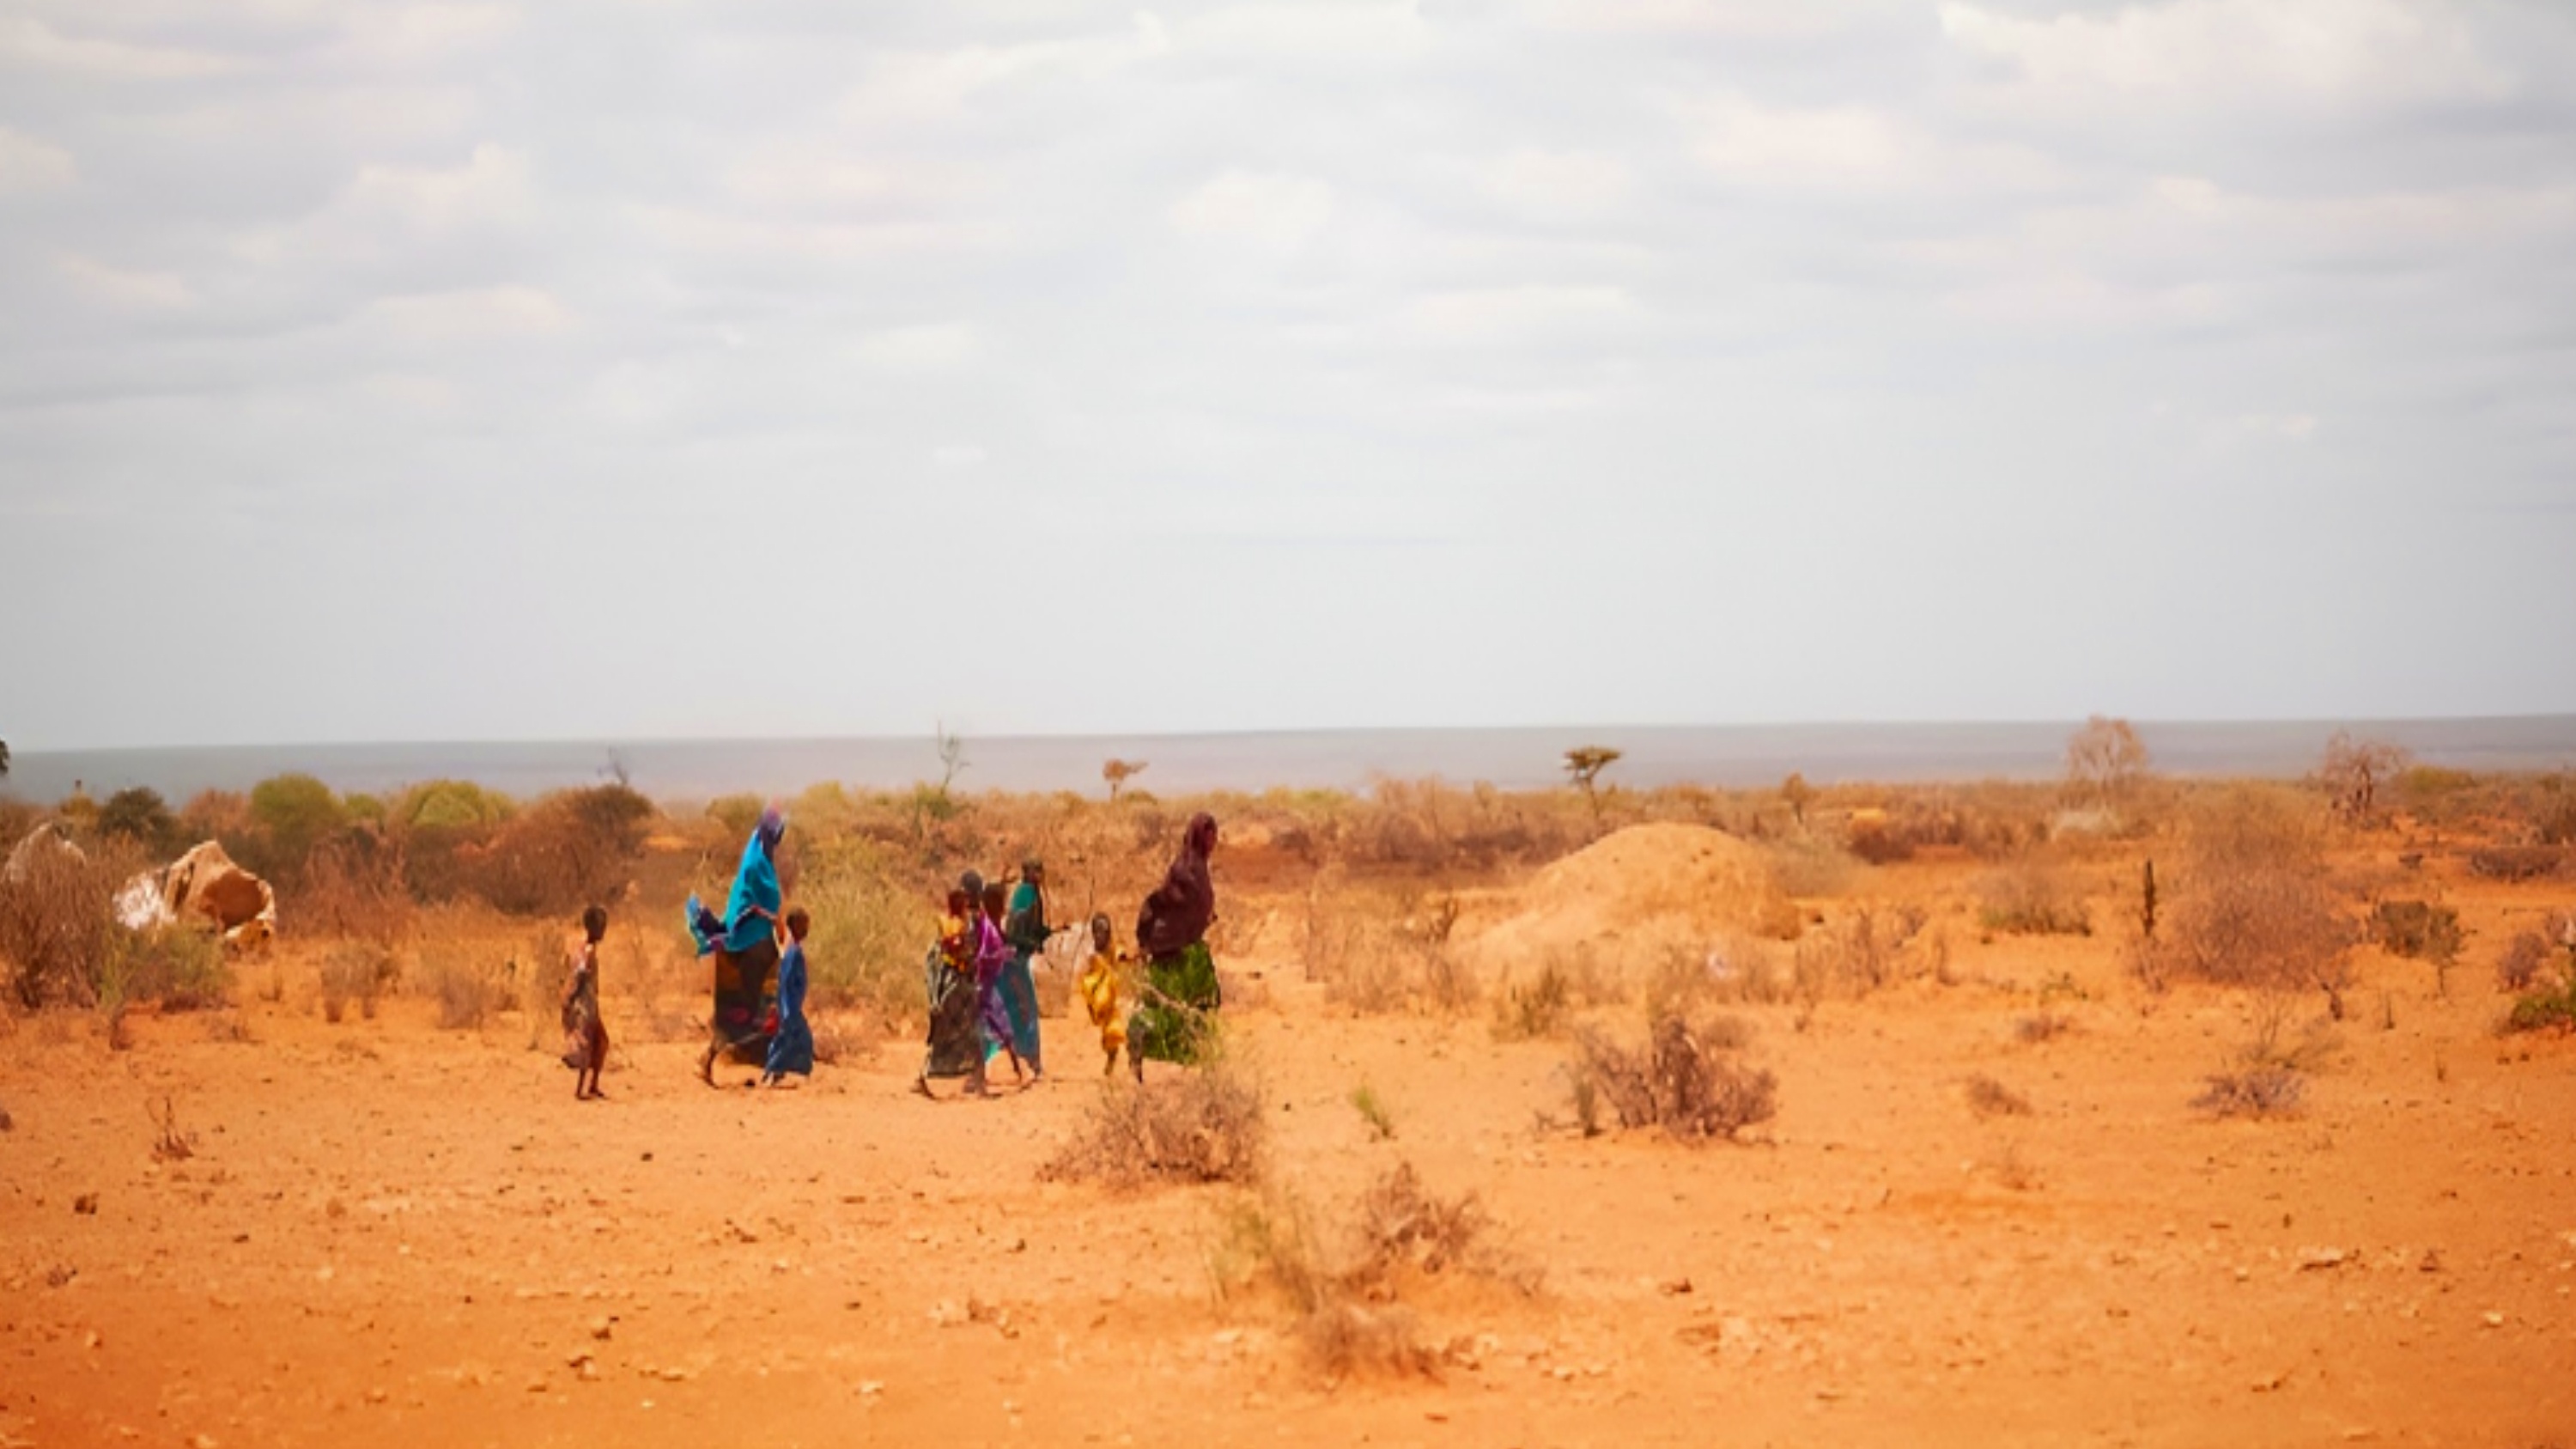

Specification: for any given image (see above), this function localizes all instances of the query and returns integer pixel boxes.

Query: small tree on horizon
[1564,746,1623,821]
[1781,771,1815,825]
[0,737,10,781]
[934,723,968,798]
[2065,715,2152,811]
[1103,758,1147,801]
[2320,732,2410,825]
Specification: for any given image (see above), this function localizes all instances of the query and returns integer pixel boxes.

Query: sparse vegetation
[2137,788,2354,1013]
[1215,1160,1527,1379]
[319,944,392,1023]
[2065,715,2152,812]
[1350,1082,1395,1141]
[1043,1062,1267,1188]
[1978,859,2092,936]
[1564,746,1622,822]
[2372,899,2462,963]
[2192,1066,2306,1119]
[2319,733,2410,826]
[1571,1014,1775,1142]
[1965,1074,2032,1117]
[2015,1012,2074,1044]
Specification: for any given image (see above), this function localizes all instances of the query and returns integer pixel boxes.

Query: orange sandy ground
[4,866,2574,1449]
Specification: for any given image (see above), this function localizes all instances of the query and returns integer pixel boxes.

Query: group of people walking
[550,804,1226,1099]
[914,810,1225,1098]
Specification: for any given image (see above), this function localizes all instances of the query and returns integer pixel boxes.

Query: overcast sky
[3,0,2573,752]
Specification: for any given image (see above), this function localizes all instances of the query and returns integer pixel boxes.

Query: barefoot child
[1076,913,1128,1078]
[561,904,611,1100]
[762,907,815,1087]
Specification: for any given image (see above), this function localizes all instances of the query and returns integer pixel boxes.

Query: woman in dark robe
[914,883,986,1097]
[1127,813,1221,1079]
[687,807,787,1086]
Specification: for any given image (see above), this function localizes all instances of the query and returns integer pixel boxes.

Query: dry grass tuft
[420,947,506,1031]
[1572,1014,1776,1142]
[2191,1067,2305,1119]
[1965,1074,2032,1117]
[148,1094,196,1162]
[1977,859,2092,937]
[319,944,393,1023]
[2014,1012,2074,1044]
[1044,1063,1266,1189]
[1217,1160,1529,1380]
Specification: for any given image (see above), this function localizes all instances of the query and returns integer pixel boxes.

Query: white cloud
[1940,0,2510,106]
[242,143,537,265]
[1180,2,1429,58]
[1482,149,1631,218]
[1169,170,1335,253]
[852,323,979,374]
[1691,94,2060,193]
[933,443,988,469]
[0,16,236,78]
[360,285,574,340]
[2240,412,2319,441]
[0,126,75,193]
[57,253,193,309]
[1395,284,1636,344]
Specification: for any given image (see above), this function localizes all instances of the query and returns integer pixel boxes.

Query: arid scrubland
[5,738,2576,1444]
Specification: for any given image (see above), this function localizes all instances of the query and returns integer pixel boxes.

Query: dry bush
[1491,959,1574,1041]
[2014,1012,2074,1044]
[1218,1160,1528,1380]
[798,843,933,1024]
[2372,899,2462,963]
[1965,1074,2032,1117]
[148,1095,196,1162]
[2502,922,2576,1033]
[470,784,654,917]
[1302,887,1476,1018]
[1572,1014,1776,1142]
[2497,931,2553,991]
[299,831,413,946]
[1767,835,1857,898]
[1977,859,2091,936]
[318,944,392,1023]
[2192,1067,2304,1119]
[2467,845,2564,882]
[420,947,506,1031]
[102,924,229,1015]
[2141,790,2354,1011]
[1043,1063,1266,1188]
[1789,906,1921,1000]
[0,827,122,1008]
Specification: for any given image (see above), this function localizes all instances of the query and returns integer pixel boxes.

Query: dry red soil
[4,850,2573,1448]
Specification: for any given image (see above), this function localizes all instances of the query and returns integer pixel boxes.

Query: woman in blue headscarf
[689,805,787,1085]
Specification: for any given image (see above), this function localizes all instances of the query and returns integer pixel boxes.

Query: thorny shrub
[2137,789,2354,1013]
[1216,1160,1530,1379]
[1978,858,2092,937]
[2372,899,2462,964]
[1042,1061,1267,1189]
[1571,1014,1776,1142]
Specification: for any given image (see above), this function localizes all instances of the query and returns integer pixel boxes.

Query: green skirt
[1127,941,1220,1065]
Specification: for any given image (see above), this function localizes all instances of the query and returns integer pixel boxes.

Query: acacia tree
[2319,732,2410,825]
[1102,758,1147,801]
[0,738,10,780]
[1564,746,1622,821]
[2065,715,2151,810]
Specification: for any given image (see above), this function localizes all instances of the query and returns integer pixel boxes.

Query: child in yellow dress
[1076,913,1129,1078]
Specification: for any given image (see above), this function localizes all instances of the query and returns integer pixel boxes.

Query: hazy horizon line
[21,710,2576,760]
